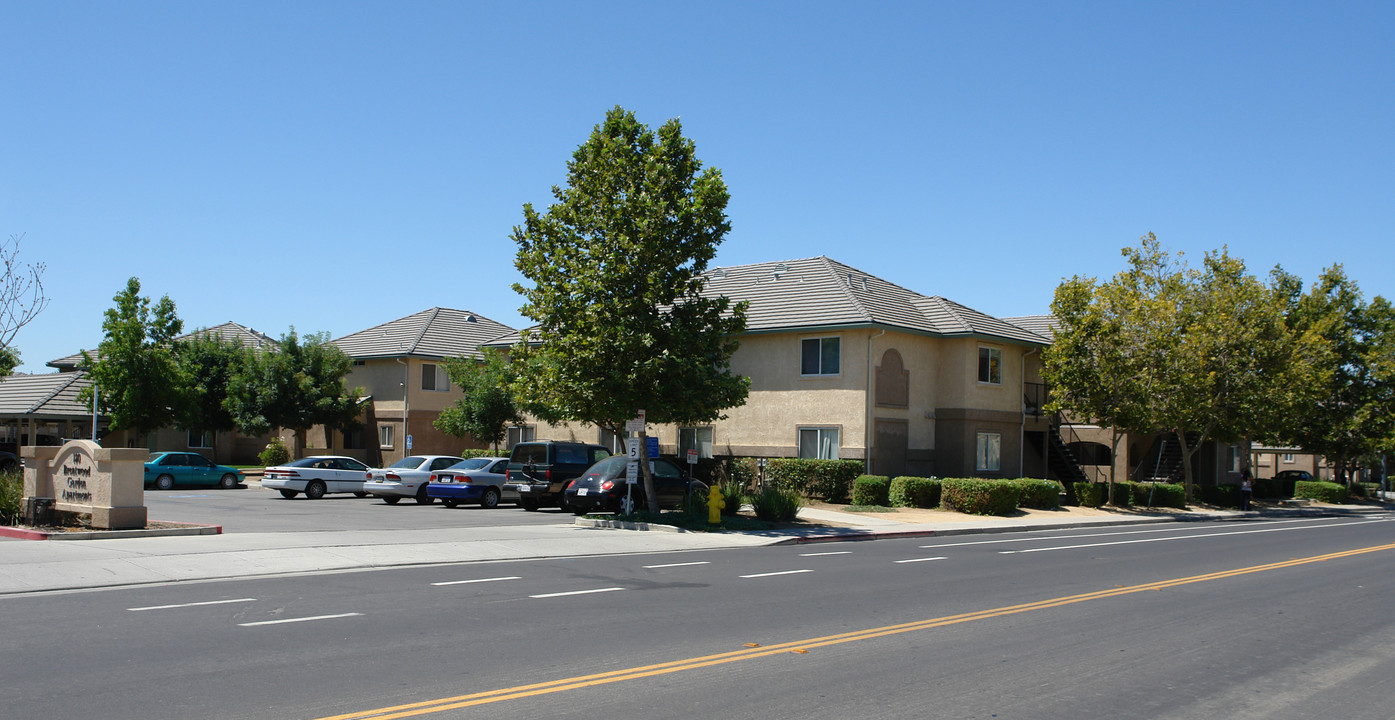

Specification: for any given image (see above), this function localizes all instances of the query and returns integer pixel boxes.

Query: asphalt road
[3,513,1392,720]
[141,482,573,532]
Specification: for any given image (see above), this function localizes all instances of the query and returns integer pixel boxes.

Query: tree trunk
[1175,429,1197,502]
[638,430,659,515]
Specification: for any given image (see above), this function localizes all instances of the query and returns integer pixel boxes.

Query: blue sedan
[145,452,244,491]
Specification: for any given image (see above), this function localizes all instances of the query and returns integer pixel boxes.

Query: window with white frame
[978,347,1001,384]
[1282,453,1295,464]
[976,432,1001,472]
[801,337,841,376]
[798,427,840,459]
[379,424,395,449]
[187,429,212,449]
[680,427,714,460]
[506,425,535,450]
[421,363,450,392]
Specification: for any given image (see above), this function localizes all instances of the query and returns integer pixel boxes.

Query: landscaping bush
[851,475,891,506]
[0,470,22,525]
[940,478,1018,516]
[1193,484,1241,508]
[1253,478,1283,499]
[765,458,862,502]
[258,438,290,467]
[1295,480,1348,504]
[750,484,803,521]
[718,481,745,516]
[460,449,501,459]
[1074,482,1105,508]
[1353,482,1381,499]
[1007,478,1065,509]
[1132,481,1187,509]
[889,476,941,508]
[725,458,759,490]
[1059,482,1079,506]
[1107,481,1134,508]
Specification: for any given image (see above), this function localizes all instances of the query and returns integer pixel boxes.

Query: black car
[563,455,708,515]
[507,441,612,511]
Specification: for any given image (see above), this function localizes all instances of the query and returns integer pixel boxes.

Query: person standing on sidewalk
[1240,468,1254,511]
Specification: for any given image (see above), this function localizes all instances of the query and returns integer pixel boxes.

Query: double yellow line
[320,541,1395,720]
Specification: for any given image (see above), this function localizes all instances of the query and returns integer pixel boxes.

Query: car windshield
[448,458,491,471]
[390,456,426,469]
[148,452,165,462]
[588,455,627,478]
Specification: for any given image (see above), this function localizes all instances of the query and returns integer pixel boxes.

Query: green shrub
[1354,482,1381,499]
[889,476,941,508]
[1295,480,1348,504]
[941,478,1018,516]
[1193,484,1241,508]
[852,475,891,506]
[750,484,803,521]
[0,470,22,525]
[1074,482,1105,508]
[725,458,759,490]
[1253,478,1283,499]
[1007,478,1064,509]
[1060,482,1079,506]
[1107,481,1134,508]
[1132,481,1187,509]
[718,481,745,516]
[460,449,501,459]
[766,458,862,502]
[258,438,290,467]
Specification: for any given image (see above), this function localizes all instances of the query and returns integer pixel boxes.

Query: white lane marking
[432,576,522,586]
[800,551,853,557]
[128,598,257,612]
[894,556,947,564]
[530,587,625,599]
[1000,518,1392,554]
[921,517,1355,549]
[643,561,711,569]
[740,570,813,579]
[238,613,363,627]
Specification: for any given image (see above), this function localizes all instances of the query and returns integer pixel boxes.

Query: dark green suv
[507,441,612,511]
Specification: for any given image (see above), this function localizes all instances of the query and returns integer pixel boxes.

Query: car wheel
[521,498,541,512]
[219,473,238,489]
[382,496,401,505]
[480,487,501,509]
[441,498,459,508]
[353,492,368,498]
[155,474,174,491]
[557,483,576,513]
[305,481,327,500]
[279,489,298,499]
[572,505,588,516]
[415,484,434,505]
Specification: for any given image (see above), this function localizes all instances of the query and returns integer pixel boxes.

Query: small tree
[0,233,49,362]
[82,278,185,443]
[434,349,522,451]
[225,329,363,452]
[511,106,749,514]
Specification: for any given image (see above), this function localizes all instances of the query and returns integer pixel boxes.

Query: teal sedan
[145,452,244,490]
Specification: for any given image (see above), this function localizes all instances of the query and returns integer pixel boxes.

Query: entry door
[872,419,908,478]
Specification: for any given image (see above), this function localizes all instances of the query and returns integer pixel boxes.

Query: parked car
[507,441,612,511]
[1273,470,1315,483]
[364,455,465,505]
[426,457,514,508]
[262,456,372,499]
[144,452,244,491]
[562,455,707,515]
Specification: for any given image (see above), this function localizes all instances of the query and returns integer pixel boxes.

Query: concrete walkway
[0,503,1385,597]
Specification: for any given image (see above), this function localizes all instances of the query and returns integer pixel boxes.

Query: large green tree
[434,349,523,451]
[511,106,749,514]
[174,331,253,459]
[225,329,363,451]
[83,277,186,442]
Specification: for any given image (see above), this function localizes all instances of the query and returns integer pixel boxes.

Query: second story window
[802,337,841,376]
[978,347,1001,385]
[422,363,451,392]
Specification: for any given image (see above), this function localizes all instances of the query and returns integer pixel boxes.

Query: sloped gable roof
[47,321,281,370]
[0,372,95,418]
[1002,315,1058,342]
[332,308,516,360]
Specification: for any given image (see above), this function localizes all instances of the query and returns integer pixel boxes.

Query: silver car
[262,456,372,500]
[363,455,464,505]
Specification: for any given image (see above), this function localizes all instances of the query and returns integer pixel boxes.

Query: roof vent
[772,263,790,280]
[466,315,476,322]
[711,268,727,279]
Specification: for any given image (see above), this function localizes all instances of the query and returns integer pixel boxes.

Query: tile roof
[46,321,281,369]
[1002,315,1058,342]
[486,256,1049,347]
[332,308,516,360]
[0,372,95,418]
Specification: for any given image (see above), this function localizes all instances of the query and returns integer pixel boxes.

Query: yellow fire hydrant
[707,484,725,524]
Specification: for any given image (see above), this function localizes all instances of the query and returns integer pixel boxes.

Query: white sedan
[262,456,372,500]
[363,455,464,505]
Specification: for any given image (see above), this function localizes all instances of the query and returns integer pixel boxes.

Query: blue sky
[5,1,1392,373]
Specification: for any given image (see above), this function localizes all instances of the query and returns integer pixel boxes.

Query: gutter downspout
[1021,347,1039,478]
[396,356,409,463]
[865,329,886,473]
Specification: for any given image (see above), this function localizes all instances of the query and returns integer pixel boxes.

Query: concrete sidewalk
[0,503,1384,597]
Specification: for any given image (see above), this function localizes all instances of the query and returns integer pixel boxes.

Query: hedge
[766,459,863,502]
[1107,481,1134,508]
[889,476,941,508]
[459,449,503,459]
[852,475,891,506]
[1193,484,1241,508]
[1074,482,1105,508]
[1005,478,1064,509]
[1132,482,1187,509]
[1295,480,1348,504]
[941,478,1018,516]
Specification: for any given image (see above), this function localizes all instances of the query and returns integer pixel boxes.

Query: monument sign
[23,440,147,529]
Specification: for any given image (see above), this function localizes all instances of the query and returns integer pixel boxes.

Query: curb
[0,522,223,541]
[574,518,690,533]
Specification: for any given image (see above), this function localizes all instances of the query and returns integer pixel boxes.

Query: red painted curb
[0,523,222,540]
[0,526,51,540]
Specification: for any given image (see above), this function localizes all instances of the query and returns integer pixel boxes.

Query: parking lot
[142,481,577,533]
